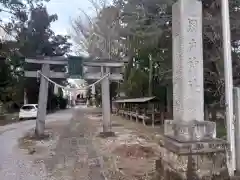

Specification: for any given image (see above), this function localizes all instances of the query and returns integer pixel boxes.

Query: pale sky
[45,0,98,55]
[0,0,102,54]
[46,0,94,35]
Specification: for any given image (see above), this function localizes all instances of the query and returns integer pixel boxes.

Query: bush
[0,102,6,115]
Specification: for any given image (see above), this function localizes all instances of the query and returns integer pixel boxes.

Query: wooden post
[136,106,139,123]
[35,64,50,137]
[152,104,155,127]
[129,107,131,120]
[143,108,146,126]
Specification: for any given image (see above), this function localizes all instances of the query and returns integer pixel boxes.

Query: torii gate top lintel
[83,58,128,81]
[25,56,68,65]
[83,59,128,68]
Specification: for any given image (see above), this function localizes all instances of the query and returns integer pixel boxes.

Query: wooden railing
[116,109,164,127]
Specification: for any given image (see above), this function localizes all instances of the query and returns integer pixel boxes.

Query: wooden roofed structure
[113,96,164,127]
[114,96,159,103]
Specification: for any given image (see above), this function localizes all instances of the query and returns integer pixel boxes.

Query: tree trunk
[204,105,209,121]
[166,86,172,114]
[148,54,153,97]
[210,108,217,122]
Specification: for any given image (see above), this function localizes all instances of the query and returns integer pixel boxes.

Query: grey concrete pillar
[234,87,240,172]
[35,64,50,137]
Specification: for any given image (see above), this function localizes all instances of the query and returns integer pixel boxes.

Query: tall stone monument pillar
[166,0,216,142]
[172,0,204,122]
[157,0,229,179]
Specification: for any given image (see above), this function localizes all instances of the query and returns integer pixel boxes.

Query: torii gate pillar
[83,59,127,135]
[25,56,68,137]
[101,67,111,132]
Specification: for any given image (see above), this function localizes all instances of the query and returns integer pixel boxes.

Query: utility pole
[221,0,235,175]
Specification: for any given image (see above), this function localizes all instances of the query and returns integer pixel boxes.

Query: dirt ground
[18,120,67,157]
[88,114,163,180]
[17,109,163,180]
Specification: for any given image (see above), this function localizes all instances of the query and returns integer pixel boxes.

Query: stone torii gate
[25,56,68,137]
[83,59,127,134]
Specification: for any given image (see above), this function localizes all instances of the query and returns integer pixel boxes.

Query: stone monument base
[156,120,229,180]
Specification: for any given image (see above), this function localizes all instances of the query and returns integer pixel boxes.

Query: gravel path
[0,106,160,180]
[45,108,106,180]
[0,109,73,180]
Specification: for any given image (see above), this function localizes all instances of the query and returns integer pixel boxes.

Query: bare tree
[71,0,124,60]
[0,28,12,42]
